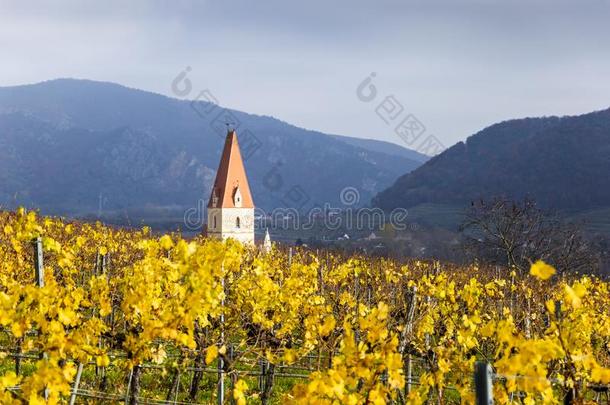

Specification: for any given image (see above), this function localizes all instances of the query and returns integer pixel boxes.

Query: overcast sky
[1,0,610,150]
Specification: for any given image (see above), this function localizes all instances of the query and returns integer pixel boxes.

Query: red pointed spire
[208,130,254,208]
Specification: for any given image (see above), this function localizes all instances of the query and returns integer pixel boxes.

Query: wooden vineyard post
[16,237,43,376]
[218,351,225,405]
[317,264,324,371]
[555,300,562,321]
[260,360,275,405]
[524,297,532,339]
[96,252,108,383]
[317,265,324,295]
[258,358,267,392]
[424,295,431,350]
[97,251,107,275]
[218,276,226,405]
[228,344,237,405]
[95,251,101,275]
[475,362,494,405]
[174,370,181,404]
[354,271,360,343]
[553,301,575,404]
[125,367,134,404]
[34,237,44,287]
[14,338,22,376]
[406,286,417,396]
[32,238,49,400]
[69,362,84,405]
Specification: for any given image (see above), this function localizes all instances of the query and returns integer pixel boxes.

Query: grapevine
[0,209,608,404]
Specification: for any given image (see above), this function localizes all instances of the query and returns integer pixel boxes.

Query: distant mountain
[373,108,610,214]
[330,135,429,162]
[0,79,425,225]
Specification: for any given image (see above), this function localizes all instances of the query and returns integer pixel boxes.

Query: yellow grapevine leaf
[530,260,556,281]
[205,346,218,365]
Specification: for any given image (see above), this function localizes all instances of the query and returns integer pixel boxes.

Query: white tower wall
[207,207,255,244]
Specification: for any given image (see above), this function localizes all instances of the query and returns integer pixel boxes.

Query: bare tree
[460,197,600,274]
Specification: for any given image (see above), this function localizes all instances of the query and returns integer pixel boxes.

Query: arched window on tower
[236,217,241,228]
[233,186,242,208]
[213,215,217,229]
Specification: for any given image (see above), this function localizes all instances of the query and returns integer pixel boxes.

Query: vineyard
[0,208,609,404]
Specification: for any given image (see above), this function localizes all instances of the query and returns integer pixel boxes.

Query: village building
[205,129,256,244]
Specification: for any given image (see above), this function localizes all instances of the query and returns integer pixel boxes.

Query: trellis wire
[7,362,608,405]
[4,242,608,404]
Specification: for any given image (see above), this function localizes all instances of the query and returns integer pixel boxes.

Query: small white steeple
[262,228,272,253]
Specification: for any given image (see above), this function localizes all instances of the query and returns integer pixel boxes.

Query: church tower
[206,129,255,244]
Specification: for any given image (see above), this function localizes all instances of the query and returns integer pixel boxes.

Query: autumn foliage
[0,209,609,404]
